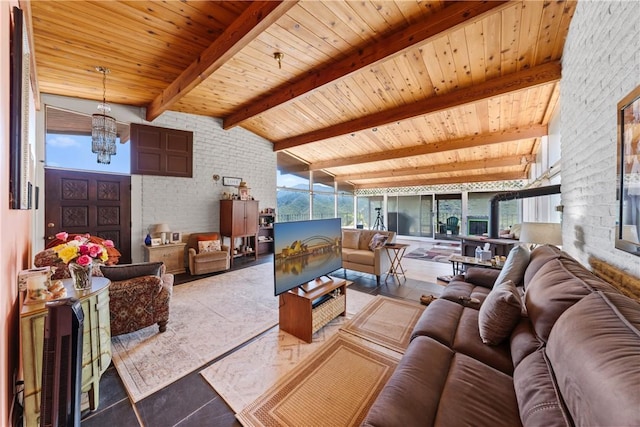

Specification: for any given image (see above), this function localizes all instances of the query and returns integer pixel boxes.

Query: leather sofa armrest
[464,267,499,289]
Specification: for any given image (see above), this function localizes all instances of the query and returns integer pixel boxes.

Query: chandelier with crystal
[92,66,117,164]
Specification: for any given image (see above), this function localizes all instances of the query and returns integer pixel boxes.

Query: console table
[21,277,111,426]
[279,277,347,343]
[458,235,517,257]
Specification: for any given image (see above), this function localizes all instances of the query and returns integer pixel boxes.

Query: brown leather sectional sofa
[364,245,640,426]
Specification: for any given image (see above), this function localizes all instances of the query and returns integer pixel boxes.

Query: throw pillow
[197,233,219,241]
[342,231,360,249]
[494,244,530,287]
[368,233,388,251]
[198,240,221,253]
[478,280,523,345]
[100,262,163,281]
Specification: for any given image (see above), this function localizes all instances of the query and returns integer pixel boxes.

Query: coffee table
[448,254,503,275]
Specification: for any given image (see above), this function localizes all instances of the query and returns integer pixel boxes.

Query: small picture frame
[239,187,249,201]
[150,238,162,247]
[170,232,182,244]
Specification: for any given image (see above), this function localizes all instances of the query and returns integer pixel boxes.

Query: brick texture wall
[132,111,276,261]
[561,1,640,275]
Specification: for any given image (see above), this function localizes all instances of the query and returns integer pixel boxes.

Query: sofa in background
[341,228,396,285]
[186,232,230,275]
[100,262,174,336]
[364,245,640,426]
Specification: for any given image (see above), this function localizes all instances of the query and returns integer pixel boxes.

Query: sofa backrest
[524,248,618,343]
[342,229,396,250]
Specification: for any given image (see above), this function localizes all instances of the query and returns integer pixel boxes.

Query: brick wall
[132,112,276,261]
[561,0,640,275]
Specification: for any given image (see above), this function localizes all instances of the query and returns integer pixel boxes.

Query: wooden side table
[21,277,111,426]
[384,243,409,284]
[143,243,186,274]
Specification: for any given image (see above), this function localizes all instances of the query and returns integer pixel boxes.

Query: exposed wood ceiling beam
[309,124,547,171]
[273,61,560,152]
[223,0,510,129]
[145,1,297,122]
[353,171,528,190]
[335,155,535,181]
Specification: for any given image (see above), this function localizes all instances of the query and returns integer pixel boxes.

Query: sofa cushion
[513,348,571,426]
[494,245,530,287]
[440,281,492,306]
[523,244,561,287]
[525,254,618,342]
[363,336,521,427]
[100,262,163,281]
[546,292,640,426]
[478,280,523,345]
[368,233,388,251]
[344,249,375,266]
[342,230,360,249]
[412,298,513,375]
[509,318,541,369]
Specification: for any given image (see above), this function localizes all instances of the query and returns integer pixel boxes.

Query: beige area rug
[200,289,376,413]
[236,333,401,427]
[340,295,425,353]
[110,262,278,402]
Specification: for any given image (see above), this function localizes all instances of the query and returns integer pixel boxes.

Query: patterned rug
[236,334,401,427]
[340,296,425,353]
[404,242,461,264]
[110,262,278,402]
[200,290,376,413]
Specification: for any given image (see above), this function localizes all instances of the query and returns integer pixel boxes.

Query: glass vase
[69,262,93,291]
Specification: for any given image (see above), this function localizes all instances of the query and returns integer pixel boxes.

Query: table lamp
[154,223,171,244]
[519,222,562,248]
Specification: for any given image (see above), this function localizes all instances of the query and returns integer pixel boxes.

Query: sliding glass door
[387,195,435,238]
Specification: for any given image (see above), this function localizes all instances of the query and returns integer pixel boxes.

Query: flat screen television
[273,218,342,296]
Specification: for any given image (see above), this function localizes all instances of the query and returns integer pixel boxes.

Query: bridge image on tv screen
[273,218,342,296]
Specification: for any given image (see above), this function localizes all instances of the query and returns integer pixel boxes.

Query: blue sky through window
[46,133,130,174]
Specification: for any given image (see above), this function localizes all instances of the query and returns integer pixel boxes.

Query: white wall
[36,95,277,262]
[560,1,640,275]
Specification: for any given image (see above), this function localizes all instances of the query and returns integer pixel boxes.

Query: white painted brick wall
[131,112,276,261]
[561,0,640,276]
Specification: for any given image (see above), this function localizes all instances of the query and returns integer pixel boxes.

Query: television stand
[279,276,348,343]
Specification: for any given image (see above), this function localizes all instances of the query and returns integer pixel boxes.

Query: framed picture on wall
[615,84,640,257]
[170,232,182,244]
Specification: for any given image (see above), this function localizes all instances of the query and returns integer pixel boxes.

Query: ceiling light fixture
[274,52,284,69]
[92,66,117,164]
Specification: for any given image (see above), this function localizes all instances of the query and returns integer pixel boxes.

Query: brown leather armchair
[186,232,230,275]
[100,262,174,336]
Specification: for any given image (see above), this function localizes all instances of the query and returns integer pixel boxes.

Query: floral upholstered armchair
[100,262,174,336]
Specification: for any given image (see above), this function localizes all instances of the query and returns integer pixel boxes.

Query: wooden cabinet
[279,277,347,343]
[143,242,186,274]
[21,277,111,426]
[258,213,275,254]
[220,200,259,265]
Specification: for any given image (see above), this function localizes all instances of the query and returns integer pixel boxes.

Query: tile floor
[80,238,453,426]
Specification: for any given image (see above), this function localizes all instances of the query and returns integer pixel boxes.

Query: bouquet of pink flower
[53,232,114,266]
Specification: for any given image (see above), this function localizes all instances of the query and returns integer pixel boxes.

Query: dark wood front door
[44,168,132,263]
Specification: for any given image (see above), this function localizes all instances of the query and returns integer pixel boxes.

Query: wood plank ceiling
[27,0,576,189]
